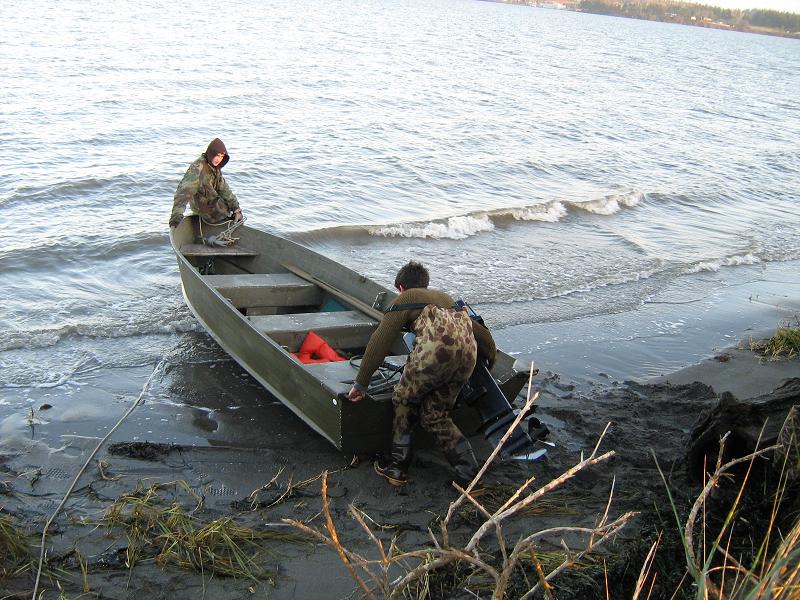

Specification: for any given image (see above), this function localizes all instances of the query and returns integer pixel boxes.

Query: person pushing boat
[169,138,243,228]
[348,261,497,487]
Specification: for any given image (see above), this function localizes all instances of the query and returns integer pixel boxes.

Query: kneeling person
[348,261,496,486]
[169,138,243,228]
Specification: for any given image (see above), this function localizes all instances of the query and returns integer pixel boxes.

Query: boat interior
[179,237,409,396]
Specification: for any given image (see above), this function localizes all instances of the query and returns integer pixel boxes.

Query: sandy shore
[1,336,798,598]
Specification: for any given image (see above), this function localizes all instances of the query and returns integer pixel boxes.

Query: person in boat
[348,261,496,487]
[169,138,243,227]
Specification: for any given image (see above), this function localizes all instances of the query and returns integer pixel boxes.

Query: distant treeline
[578,1,800,34]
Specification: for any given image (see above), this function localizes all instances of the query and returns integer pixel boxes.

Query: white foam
[0,315,200,352]
[370,214,495,240]
[542,267,659,300]
[504,201,568,222]
[568,190,644,215]
[366,191,644,240]
[688,253,761,273]
[366,201,566,241]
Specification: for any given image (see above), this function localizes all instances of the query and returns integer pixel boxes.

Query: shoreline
[496,260,800,388]
[1,260,798,597]
[2,327,797,597]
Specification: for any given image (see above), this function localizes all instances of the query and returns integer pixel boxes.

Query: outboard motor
[457,356,549,460]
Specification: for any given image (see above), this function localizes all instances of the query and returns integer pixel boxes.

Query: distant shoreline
[482,0,800,39]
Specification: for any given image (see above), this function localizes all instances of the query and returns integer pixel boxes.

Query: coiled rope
[199,214,246,247]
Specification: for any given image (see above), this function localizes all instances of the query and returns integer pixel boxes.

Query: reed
[285,371,637,599]
[751,318,800,359]
[102,479,308,584]
[650,425,800,600]
[0,512,32,580]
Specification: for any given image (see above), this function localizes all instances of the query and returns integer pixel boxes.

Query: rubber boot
[374,434,413,486]
[444,440,479,487]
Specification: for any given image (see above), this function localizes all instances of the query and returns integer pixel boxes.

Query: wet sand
[1,336,798,598]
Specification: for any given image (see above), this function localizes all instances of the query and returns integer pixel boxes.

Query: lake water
[1,0,799,441]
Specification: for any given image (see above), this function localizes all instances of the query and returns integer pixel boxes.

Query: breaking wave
[367,191,644,240]
[369,214,495,240]
[687,253,761,273]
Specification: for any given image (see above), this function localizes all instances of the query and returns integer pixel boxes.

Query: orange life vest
[291,331,346,364]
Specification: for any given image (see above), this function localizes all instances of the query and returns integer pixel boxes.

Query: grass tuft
[0,512,33,580]
[751,318,800,359]
[102,480,309,583]
[458,486,589,525]
[653,426,800,600]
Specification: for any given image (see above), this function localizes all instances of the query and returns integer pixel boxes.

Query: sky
[697,0,800,11]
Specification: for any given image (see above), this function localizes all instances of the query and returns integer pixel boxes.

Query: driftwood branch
[284,362,633,600]
[443,364,541,540]
[387,548,500,600]
[517,512,637,600]
[466,446,615,553]
[391,426,621,597]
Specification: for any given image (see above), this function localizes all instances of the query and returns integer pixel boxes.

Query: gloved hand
[169,213,184,228]
[233,208,243,223]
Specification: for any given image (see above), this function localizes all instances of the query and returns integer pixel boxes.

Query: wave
[564,191,643,215]
[364,191,644,240]
[686,253,761,273]
[548,253,766,301]
[369,213,494,240]
[0,230,170,274]
[0,314,200,353]
[0,172,143,208]
[475,251,769,308]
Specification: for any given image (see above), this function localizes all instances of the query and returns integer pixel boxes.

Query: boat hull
[170,216,529,454]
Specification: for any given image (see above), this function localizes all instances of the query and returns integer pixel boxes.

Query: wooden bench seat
[249,310,378,351]
[204,273,323,309]
[181,243,259,257]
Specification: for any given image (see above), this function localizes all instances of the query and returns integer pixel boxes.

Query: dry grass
[751,318,800,360]
[458,486,591,525]
[0,512,33,580]
[285,370,637,599]
[101,479,308,584]
[650,417,800,600]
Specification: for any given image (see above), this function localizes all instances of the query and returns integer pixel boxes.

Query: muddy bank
[1,345,797,599]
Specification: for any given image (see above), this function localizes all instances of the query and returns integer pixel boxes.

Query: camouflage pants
[392,305,478,452]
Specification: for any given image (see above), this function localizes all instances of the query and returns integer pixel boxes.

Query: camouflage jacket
[171,154,239,223]
[354,287,496,388]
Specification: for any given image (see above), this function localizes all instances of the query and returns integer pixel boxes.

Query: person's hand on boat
[233,208,243,223]
[347,386,367,402]
[169,213,184,228]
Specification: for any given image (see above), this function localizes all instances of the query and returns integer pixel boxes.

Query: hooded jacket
[171,138,239,223]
